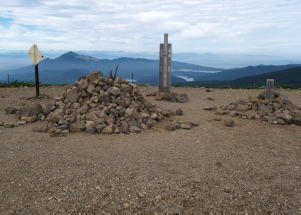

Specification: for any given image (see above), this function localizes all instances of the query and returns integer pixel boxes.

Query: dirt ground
[0,86,300,214]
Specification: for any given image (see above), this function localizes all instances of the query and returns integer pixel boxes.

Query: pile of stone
[6,71,175,135]
[204,91,301,125]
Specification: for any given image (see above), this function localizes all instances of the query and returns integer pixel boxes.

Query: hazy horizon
[1,0,301,57]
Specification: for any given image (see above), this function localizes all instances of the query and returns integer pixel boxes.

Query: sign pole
[28,44,43,98]
[35,64,40,97]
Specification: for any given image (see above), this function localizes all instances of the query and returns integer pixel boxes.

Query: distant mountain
[172,53,301,68]
[0,51,222,84]
[176,66,301,88]
[192,64,301,81]
[1,50,300,70]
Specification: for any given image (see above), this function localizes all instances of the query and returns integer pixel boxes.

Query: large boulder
[18,103,42,117]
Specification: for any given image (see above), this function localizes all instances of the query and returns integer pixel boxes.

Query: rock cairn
[7,71,175,135]
[204,91,301,125]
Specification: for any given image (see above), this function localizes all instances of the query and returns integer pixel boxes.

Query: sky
[0,0,301,56]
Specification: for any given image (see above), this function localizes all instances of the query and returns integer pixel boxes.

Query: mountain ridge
[176,66,301,88]
[0,51,221,84]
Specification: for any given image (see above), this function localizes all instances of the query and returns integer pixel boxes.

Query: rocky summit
[9,71,174,135]
[206,91,301,126]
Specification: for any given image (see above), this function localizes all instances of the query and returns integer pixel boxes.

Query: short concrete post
[159,33,172,93]
[265,79,275,100]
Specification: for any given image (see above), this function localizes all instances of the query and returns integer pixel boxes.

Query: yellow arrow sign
[28,44,43,65]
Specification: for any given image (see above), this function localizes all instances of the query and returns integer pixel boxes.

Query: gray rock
[125,108,135,117]
[204,106,217,111]
[236,104,249,111]
[129,126,142,133]
[102,124,115,134]
[18,103,42,117]
[292,111,301,125]
[16,121,27,126]
[87,71,103,82]
[4,123,15,128]
[276,118,286,125]
[225,104,236,111]
[120,84,132,93]
[48,109,64,123]
[224,119,235,127]
[86,127,96,134]
[58,124,69,130]
[119,121,129,134]
[66,89,79,103]
[78,78,88,89]
[215,109,228,115]
[95,123,106,133]
[69,121,85,132]
[279,111,293,124]
[5,107,17,114]
[165,123,176,131]
[175,108,183,116]
[246,111,257,120]
[229,111,238,117]
[85,121,96,129]
[180,123,192,129]
[175,94,189,103]
[99,93,111,103]
[78,104,89,114]
[87,83,95,94]
[107,87,121,96]
[32,122,49,132]
[21,116,38,123]
[42,102,55,114]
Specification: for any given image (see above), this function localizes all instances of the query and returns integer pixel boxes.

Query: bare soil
[0,86,301,214]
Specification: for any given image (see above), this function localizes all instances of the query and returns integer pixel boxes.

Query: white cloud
[0,0,300,56]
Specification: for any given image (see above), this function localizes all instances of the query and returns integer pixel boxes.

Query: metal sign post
[28,44,43,97]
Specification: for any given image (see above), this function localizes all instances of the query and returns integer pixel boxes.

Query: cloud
[0,0,300,56]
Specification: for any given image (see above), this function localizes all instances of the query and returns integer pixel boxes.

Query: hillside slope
[177,66,301,88]
[195,64,301,81]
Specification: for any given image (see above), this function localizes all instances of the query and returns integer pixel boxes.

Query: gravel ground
[0,86,301,214]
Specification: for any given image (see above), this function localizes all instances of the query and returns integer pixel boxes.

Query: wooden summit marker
[265,79,275,101]
[159,33,172,93]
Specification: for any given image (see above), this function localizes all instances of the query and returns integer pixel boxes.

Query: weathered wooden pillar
[265,79,274,100]
[159,33,172,93]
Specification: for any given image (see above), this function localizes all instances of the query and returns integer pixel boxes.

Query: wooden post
[265,79,274,100]
[7,74,10,85]
[35,64,40,97]
[159,33,172,93]
[131,73,134,83]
